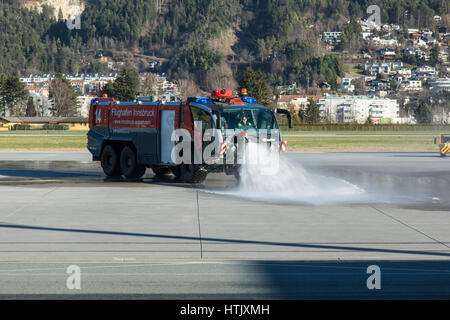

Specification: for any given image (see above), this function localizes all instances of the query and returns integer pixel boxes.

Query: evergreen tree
[429,46,440,67]
[305,99,321,124]
[337,18,363,52]
[102,68,140,101]
[239,67,273,108]
[0,0,447,91]
[414,102,433,124]
[0,76,28,116]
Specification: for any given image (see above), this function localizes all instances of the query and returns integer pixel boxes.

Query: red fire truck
[87,90,292,183]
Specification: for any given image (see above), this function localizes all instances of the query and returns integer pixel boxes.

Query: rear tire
[101,144,121,177]
[134,165,147,179]
[180,164,207,184]
[120,146,145,179]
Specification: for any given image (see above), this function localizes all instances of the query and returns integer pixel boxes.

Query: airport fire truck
[87,89,292,183]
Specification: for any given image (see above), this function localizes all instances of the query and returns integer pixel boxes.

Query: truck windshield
[218,107,278,130]
[443,135,450,143]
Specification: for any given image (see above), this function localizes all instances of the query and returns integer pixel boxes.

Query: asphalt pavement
[0,151,448,298]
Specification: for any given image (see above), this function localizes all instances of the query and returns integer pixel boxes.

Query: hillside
[22,0,86,19]
[0,0,448,92]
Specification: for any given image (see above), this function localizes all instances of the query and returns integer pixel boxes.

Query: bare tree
[9,99,27,116]
[140,73,158,96]
[352,78,367,95]
[25,96,37,117]
[202,65,238,92]
[177,78,204,100]
[49,77,78,117]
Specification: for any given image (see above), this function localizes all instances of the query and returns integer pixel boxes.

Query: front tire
[101,144,121,177]
[170,166,182,179]
[152,166,172,177]
[180,164,207,184]
[120,146,146,179]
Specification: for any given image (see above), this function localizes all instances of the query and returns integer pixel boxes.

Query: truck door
[191,106,218,163]
[160,110,176,164]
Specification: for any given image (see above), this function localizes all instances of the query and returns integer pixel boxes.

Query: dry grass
[285,135,437,152]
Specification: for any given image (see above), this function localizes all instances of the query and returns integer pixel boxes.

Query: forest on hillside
[0,0,448,91]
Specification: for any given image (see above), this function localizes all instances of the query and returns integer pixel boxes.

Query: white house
[429,78,450,92]
[399,80,422,91]
[320,32,343,44]
[341,78,355,93]
[365,62,392,75]
[317,95,400,123]
[396,66,412,78]
[76,95,97,117]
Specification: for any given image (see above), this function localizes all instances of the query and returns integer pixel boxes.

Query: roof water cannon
[227,98,244,105]
[91,96,116,105]
[211,89,232,98]
[210,89,244,105]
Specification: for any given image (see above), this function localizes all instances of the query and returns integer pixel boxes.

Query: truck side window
[191,107,213,131]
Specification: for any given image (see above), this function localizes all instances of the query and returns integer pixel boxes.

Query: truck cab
[435,133,450,157]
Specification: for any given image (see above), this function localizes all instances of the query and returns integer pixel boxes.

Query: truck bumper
[87,131,104,161]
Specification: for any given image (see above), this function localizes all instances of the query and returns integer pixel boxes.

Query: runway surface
[0,151,449,298]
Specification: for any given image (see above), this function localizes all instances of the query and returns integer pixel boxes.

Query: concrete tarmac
[0,151,449,298]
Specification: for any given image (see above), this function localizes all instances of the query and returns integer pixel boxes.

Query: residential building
[77,94,97,117]
[317,94,400,123]
[276,95,323,112]
[19,72,180,116]
[365,62,403,75]
[396,66,412,78]
[399,80,422,91]
[320,32,342,44]
[380,49,396,60]
[341,78,355,93]
[414,66,437,78]
[366,79,391,92]
[365,62,392,75]
[429,77,450,92]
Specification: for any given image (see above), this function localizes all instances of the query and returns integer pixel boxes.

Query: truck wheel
[170,166,182,179]
[120,146,145,179]
[233,170,241,182]
[180,164,207,184]
[152,166,172,177]
[136,165,147,178]
[101,144,121,177]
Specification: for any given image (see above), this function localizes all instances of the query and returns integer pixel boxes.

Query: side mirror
[212,111,221,130]
[216,117,222,130]
[274,108,293,129]
[180,105,184,127]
